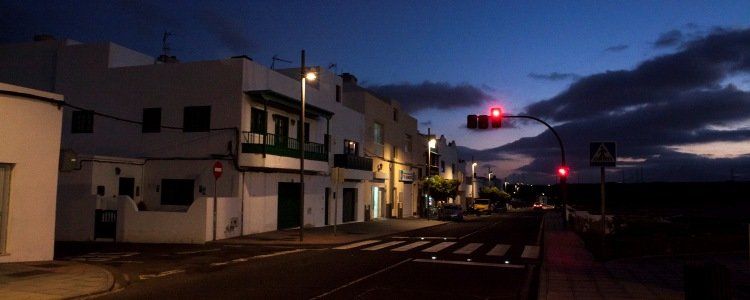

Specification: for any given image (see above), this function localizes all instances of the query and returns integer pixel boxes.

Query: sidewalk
[538,212,671,299]
[214,218,447,246]
[0,260,114,299]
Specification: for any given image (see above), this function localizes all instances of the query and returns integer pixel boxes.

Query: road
[62,212,544,299]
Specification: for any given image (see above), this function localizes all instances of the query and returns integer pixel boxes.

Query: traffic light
[478,115,489,129]
[490,107,502,128]
[467,115,477,129]
[557,166,569,178]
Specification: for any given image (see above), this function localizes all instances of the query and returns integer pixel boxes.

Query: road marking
[333,240,380,250]
[310,258,412,300]
[486,244,511,256]
[413,258,525,269]
[391,236,457,240]
[459,222,498,240]
[362,241,405,251]
[175,248,221,255]
[421,242,456,253]
[391,241,430,252]
[139,269,185,280]
[521,245,540,259]
[210,249,306,267]
[453,243,483,254]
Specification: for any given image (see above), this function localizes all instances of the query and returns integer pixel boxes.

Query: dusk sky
[2,1,750,183]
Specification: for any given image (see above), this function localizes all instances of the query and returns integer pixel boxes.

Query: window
[393,108,399,122]
[373,122,383,145]
[0,164,10,253]
[160,179,195,206]
[344,140,358,155]
[71,110,94,133]
[405,134,412,153]
[251,108,267,134]
[392,145,397,159]
[441,160,445,172]
[297,122,310,142]
[335,85,341,102]
[452,163,456,174]
[142,107,161,133]
[183,106,211,132]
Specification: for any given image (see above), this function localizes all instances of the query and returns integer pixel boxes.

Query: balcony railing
[241,131,328,161]
[334,154,373,171]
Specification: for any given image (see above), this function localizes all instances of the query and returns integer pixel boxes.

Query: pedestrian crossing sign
[590,142,616,167]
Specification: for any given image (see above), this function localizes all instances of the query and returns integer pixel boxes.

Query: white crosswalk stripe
[521,245,540,259]
[333,240,380,250]
[362,241,405,251]
[421,242,456,253]
[453,243,483,255]
[391,241,430,252]
[486,244,511,256]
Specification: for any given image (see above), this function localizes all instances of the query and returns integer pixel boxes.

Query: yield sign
[590,142,616,167]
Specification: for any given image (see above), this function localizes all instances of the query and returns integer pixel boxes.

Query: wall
[243,172,329,234]
[117,196,241,243]
[0,83,63,262]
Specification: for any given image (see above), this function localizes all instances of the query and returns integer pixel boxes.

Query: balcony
[334,154,373,171]
[242,132,328,162]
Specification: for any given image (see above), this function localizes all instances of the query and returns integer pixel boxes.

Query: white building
[0,82,63,262]
[422,133,468,206]
[0,37,370,243]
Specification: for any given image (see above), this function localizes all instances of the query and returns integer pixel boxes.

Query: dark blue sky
[3,1,750,183]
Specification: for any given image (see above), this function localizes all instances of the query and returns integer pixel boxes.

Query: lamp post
[471,162,477,198]
[426,135,436,220]
[299,50,316,242]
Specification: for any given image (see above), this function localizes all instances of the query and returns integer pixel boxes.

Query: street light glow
[305,72,317,81]
[428,138,436,149]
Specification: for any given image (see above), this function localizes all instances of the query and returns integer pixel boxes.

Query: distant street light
[426,135,436,220]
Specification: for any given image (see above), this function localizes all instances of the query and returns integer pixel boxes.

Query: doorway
[118,177,135,199]
[0,164,10,253]
[342,188,356,222]
[277,182,301,230]
[371,186,385,219]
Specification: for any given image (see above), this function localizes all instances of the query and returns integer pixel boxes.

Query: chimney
[340,73,358,84]
[33,34,55,42]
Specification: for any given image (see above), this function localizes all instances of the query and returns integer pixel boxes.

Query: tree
[480,186,511,204]
[422,175,460,202]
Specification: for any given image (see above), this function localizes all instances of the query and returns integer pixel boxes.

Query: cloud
[653,29,684,48]
[472,28,750,183]
[528,72,581,81]
[604,44,629,52]
[367,81,493,113]
[193,8,255,54]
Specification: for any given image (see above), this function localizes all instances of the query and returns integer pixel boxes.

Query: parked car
[437,203,464,221]
[473,199,491,215]
[492,202,507,213]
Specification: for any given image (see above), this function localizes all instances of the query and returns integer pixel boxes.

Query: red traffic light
[490,107,502,128]
[491,107,502,117]
[557,166,569,177]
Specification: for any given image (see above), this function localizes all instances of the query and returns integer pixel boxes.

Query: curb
[64,262,117,300]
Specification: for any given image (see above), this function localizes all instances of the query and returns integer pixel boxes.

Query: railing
[241,131,328,161]
[333,154,373,171]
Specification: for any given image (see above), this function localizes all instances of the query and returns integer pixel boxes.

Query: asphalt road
[71,212,544,299]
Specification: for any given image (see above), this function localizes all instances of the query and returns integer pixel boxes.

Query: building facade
[0,82,63,262]
[0,38,370,242]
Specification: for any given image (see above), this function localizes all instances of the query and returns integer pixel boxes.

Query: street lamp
[299,50,317,242]
[426,136,436,219]
[471,162,477,198]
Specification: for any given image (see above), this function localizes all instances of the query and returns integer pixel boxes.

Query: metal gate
[94,209,117,240]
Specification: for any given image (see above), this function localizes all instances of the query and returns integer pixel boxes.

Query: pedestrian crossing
[333,239,540,259]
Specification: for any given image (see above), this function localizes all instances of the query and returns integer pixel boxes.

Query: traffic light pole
[504,115,568,228]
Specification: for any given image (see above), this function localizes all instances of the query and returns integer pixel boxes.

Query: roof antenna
[156,31,178,63]
[328,63,338,75]
[271,54,291,70]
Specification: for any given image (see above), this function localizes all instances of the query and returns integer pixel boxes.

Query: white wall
[243,172,329,234]
[117,196,241,243]
[0,83,63,262]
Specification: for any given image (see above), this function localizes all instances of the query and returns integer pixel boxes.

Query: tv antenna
[161,31,173,57]
[271,54,291,70]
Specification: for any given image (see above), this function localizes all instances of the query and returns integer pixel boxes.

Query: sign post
[590,142,616,237]
[212,161,223,241]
